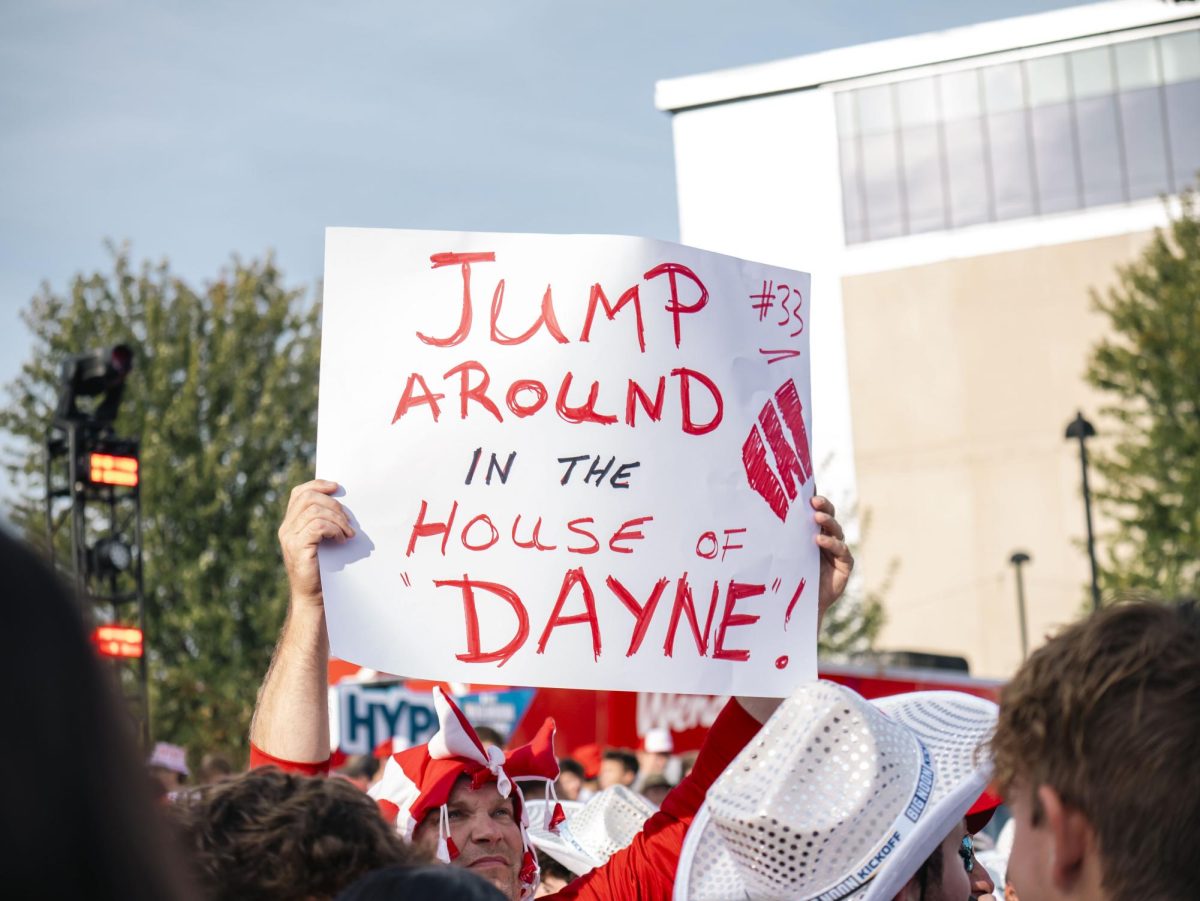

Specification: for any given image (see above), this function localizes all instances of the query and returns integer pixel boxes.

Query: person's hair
[557,757,585,780]
[991,598,1200,901]
[519,778,548,800]
[335,864,506,900]
[151,763,188,788]
[337,753,380,782]
[0,532,195,900]
[474,725,505,748]
[914,840,944,901]
[198,752,235,784]
[181,767,420,900]
[535,849,577,887]
[602,749,638,776]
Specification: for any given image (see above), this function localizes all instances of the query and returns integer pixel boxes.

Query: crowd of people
[4,475,1197,900]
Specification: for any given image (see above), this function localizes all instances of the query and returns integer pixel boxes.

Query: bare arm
[736,493,853,724]
[249,479,354,763]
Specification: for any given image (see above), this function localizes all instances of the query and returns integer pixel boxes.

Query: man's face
[642,782,671,808]
[919,821,995,901]
[637,750,670,778]
[149,765,185,794]
[598,758,633,790]
[414,777,524,901]
[535,871,569,896]
[556,769,582,801]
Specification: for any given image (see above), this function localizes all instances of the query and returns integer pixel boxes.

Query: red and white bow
[370,687,561,899]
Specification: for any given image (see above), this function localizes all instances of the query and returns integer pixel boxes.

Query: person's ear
[1038,784,1093,892]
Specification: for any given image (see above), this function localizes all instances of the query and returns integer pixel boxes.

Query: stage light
[92,624,143,659]
[90,536,134,575]
[88,451,139,487]
[54,344,134,426]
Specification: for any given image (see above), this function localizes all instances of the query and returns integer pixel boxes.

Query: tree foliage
[0,246,320,765]
[1085,188,1200,600]
[818,504,888,658]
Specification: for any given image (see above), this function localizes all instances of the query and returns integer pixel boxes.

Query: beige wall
[842,231,1152,678]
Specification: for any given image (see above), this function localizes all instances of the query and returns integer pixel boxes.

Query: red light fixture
[92,625,143,659]
[88,452,139,487]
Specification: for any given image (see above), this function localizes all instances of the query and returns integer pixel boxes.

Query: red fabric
[571,742,603,779]
[389,704,559,829]
[551,698,759,900]
[377,798,400,825]
[373,738,395,759]
[248,742,330,776]
[247,699,763,901]
[503,718,559,782]
[392,750,478,826]
[965,786,1003,834]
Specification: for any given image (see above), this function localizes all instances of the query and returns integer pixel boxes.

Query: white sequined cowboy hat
[674,681,998,901]
[528,785,656,876]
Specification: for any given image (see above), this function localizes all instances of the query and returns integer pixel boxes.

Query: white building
[657,0,1200,677]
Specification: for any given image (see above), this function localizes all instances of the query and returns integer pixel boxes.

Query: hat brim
[525,799,592,874]
[674,691,996,901]
[528,828,604,877]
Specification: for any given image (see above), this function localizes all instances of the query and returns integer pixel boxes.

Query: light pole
[1065,411,1101,612]
[1009,551,1031,660]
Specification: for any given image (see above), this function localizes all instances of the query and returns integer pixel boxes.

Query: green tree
[1085,188,1200,600]
[818,504,888,658]
[0,246,320,765]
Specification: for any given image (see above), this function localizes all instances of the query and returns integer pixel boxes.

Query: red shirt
[250,699,760,900]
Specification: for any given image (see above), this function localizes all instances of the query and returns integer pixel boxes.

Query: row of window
[835,29,1200,243]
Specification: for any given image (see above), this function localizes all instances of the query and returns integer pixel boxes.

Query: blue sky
[0,0,1094,487]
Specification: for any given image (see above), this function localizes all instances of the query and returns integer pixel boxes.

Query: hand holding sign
[279,480,354,609]
[316,228,836,696]
[812,495,853,622]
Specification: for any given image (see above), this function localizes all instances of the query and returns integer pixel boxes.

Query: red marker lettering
[607,575,669,657]
[580,283,646,353]
[406,500,459,557]
[742,427,789,521]
[438,575,529,666]
[391,373,445,424]
[565,517,600,554]
[773,378,813,480]
[609,516,653,554]
[758,402,804,502]
[490,281,570,346]
[444,360,503,422]
[419,252,496,347]
[461,514,500,551]
[672,367,723,436]
[645,262,708,349]
[662,574,720,658]
[713,581,765,662]
[511,515,557,551]
[625,377,665,426]
[505,379,549,418]
[536,567,602,661]
[555,372,618,425]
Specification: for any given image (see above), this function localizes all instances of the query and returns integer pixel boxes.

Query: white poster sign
[317,228,818,696]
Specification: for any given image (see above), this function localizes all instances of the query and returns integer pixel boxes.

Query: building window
[835,28,1200,244]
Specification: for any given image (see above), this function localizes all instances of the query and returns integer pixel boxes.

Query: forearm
[249,604,331,763]
[558,699,762,900]
[733,695,782,724]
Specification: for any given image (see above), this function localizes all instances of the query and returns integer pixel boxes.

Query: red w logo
[742,379,813,522]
